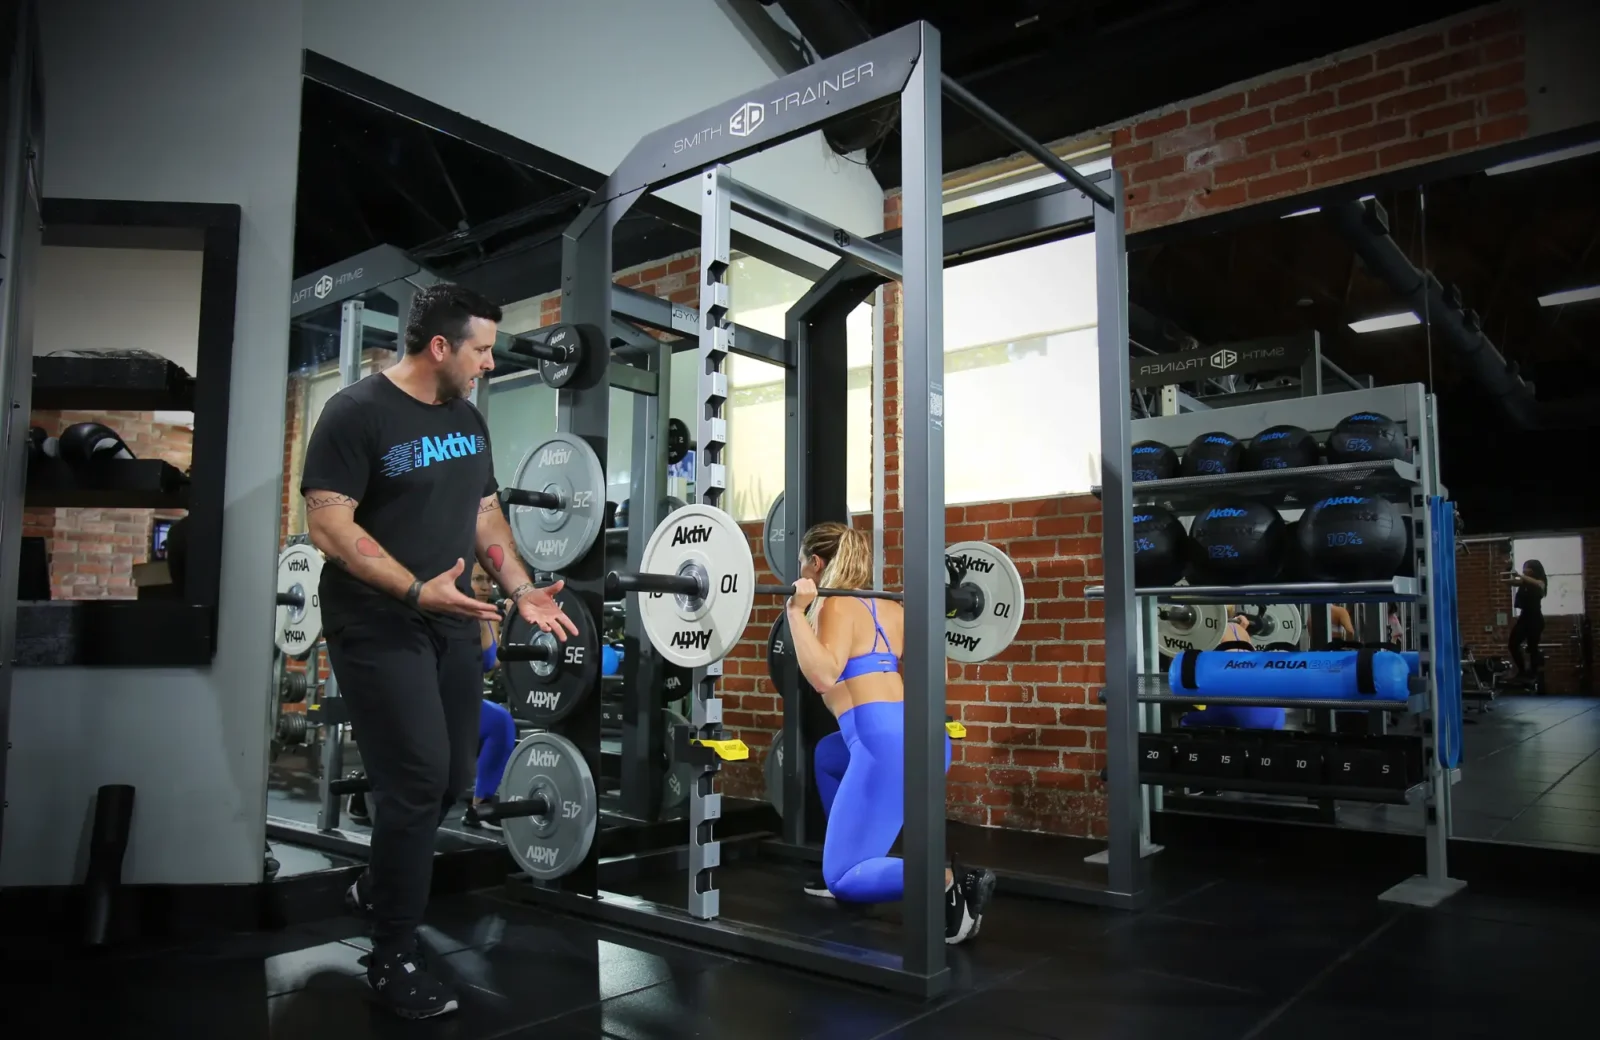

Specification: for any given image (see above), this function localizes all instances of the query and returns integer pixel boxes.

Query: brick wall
[1456,533,1597,694]
[1109,5,1528,232]
[24,410,192,599]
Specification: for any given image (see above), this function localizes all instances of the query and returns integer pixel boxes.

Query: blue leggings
[821,701,952,903]
[477,700,517,799]
[814,725,951,818]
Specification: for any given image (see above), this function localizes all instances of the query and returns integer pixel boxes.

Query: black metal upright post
[621,340,668,819]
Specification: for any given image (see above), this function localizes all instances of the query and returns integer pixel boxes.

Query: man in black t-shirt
[1507,559,1547,685]
[300,283,575,1020]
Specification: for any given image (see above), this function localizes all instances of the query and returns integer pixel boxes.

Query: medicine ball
[1327,412,1410,464]
[1303,494,1408,581]
[1180,431,1243,477]
[1131,440,1179,482]
[58,421,135,466]
[1133,506,1188,586]
[1246,425,1319,471]
[1187,499,1286,584]
[1280,519,1313,582]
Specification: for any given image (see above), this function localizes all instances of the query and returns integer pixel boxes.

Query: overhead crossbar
[940,74,1116,212]
[722,173,904,282]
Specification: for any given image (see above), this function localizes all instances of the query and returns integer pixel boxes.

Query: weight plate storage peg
[497,731,598,880]
[275,544,324,657]
[503,588,599,728]
[944,541,1025,663]
[634,504,757,669]
[507,433,608,573]
[762,492,795,586]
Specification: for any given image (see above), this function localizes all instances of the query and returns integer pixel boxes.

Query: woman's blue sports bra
[836,598,899,682]
[483,637,498,674]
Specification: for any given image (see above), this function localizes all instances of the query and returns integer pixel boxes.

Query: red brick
[1017,621,1063,641]
[1214,108,1273,140]
[1010,706,1057,726]
[1210,153,1272,184]
[1247,167,1311,200]
[1448,9,1521,47]
[1341,118,1407,152]
[1309,104,1375,137]
[1153,169,1214,201]
[1134,109,1187,140]
[1452,60,1524,98]
[1276,90,1336,122]
[1013,748,1060,769]
[1376,132,1453,168]
[667,254,697,275]
[1375,33,1444,70]
[1310,54,1375,91]
[946,683,988,702]
[985,518,1036,540]
[1275,136,1339,168]
[1189,91,1247,124]
[1115,140,1154,166]
[1410,48,1483,86]
[1184,137,1246,171]
[1247,74,1306,108]
[1042,729,1090,748]
[1339,69,1406,105]
[1377,84,1448,119]
[964,502,1010,522]
[1483,34,1524,64]
[1411,100,1479,136]
[1037,685,1086,704]
[1035,770,1087,790]
[1154,124,1217,159]
[1484,87,1525,116]
[1036,642,1087,661]
[1129,200,1189,230]
[1245,121,1305,154]
[1010,498,1062,518]
[1057,536,1102,557]
[1193,182,1250,211]
[1111,127,1133,147]
[1478,112,1529,145]
[1010,538,1060,560]
[1036,515,1085,537]
[1129,155,1187,184]
[1011,664,1060,683]
[986,684,1030,703]
[1058,705,1106,727]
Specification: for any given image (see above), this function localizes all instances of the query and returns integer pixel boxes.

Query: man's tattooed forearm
[487,544,506,573]
[306,492,357,511]
[326,554,349,570]
[355,537,386,559]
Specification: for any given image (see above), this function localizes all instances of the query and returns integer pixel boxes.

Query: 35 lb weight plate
[508,433,607,573]
[762,492,795,586]
[766,614,795,699]
[943,541,1025,663]
[504,588,599,727]
[275,544,324,658]
[498,731,597,880]
[636,504,756,669]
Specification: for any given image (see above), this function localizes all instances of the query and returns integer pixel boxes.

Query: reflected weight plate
[508,433,607,573]
[636,504,756,669]
[660,708,693,813]
[1158,603,1227,657]
[505,588,598,727]
[275,544,324,658]
[762,492,795,586]
[498,731,597,880]
[943,541,1025,663]
[1258,603,1303,648]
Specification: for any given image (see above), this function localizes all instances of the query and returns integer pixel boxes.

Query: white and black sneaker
[365,939,458,1020]
[802,877,834,899]
[944,866,996,945]
[344,869,374,919]
[462,797,502,831]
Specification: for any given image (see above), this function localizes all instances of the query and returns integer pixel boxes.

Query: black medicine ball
[1131,440,1179,483]
[1303,494,1408,581]
[1327,412,1410,464]
[1132,506,1188,586]
[57,421,135,466]
[1280,518,1313,582]
[1180,431,1243,477]
[1187,499,1286,584]
[1246,425,1320,471]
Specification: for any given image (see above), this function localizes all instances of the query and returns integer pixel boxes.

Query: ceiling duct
[764,0,893,156]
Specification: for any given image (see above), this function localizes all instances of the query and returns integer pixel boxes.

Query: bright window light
[1485,139,1600,176]
[1280,194,1374,220]
[1537,284,1600,308]
[1349,311,1421,333]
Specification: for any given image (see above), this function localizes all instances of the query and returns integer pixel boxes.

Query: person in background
[1180,606,1285,731]
[1329,604,1356,643]
[1386,605,1405,649]
[464,563,518,829]
[1506,559,1547,687]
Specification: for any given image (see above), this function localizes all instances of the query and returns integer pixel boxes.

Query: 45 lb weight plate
[498,731,597,880]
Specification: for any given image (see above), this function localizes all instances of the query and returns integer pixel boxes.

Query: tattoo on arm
[306,492,357,511]
[487,544,506,573]
[355,537,386,560]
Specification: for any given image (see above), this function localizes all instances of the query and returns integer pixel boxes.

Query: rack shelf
[1139,771,1425,806]
[32,354,195,412]
[1087,576,1419,604]
[25,459,190,510]
[1093,459,1419,512]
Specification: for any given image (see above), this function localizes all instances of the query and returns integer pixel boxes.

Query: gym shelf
[32,354,196,412]
[1092,458,1419,511]
[14,600,214,667]
[1086,576,1419,604]
[1139,771,1425,806]
[24,459,190,509]
[1134,675,1422,713]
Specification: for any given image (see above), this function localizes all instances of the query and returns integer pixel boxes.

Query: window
[1511,536,1584,616]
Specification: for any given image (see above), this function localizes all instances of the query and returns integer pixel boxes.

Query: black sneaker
[344,869,373,919]
[944,866,996,945]
[462,797,501,831]
[347,793,370,824]
[365,939,458,1019]
[802,877,834,899]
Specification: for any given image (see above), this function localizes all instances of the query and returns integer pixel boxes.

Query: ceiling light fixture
[1281,194,1375,219]
[1485,139,1600,176]
[1537,284,1600,308]
[1349,311,1421,333]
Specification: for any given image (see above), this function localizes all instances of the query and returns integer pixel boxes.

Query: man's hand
[513,579,579,641]
[417,559,503,622]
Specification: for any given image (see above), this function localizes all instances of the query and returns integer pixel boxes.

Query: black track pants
[324,610,481,948]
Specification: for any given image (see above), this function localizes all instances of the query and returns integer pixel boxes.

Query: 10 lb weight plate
[1158,603,1227,657]
[498,731,597,880]
[504,588,599,727]
[636,504,756,669]
[944,541,1025,663]
[275,544,324,658]
[762,492,795,586]
[508,433,607,573]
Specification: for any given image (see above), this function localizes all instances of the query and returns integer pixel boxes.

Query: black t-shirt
[1515,582,1544,617]
[300,374,497,631]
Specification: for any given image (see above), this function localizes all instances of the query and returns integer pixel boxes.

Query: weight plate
[636,504,755,669]
[666,417,692,465]
[275,544,324,658]
[1158,603,1227,656]
[661,495,687,517]
[508,433,607,573]
[766,614,796,701]
[538,323,587,389]
[762,492,795,586]
[280,669,310,704]
[504,588,599,727]
[660,708,694,813]
[1259,603,1304,648]
[764,738,784,815]
[943,541,1025,663]
[498,731,597,880]
[661,662,692,704]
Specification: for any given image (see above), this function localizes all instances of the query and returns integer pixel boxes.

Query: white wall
[2,0,303,886]
[302,0,885,269]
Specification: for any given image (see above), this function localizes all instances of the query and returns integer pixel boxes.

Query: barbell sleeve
[474,794,551,822]
[501,487,563,510]
[275,590,304,608]
[497,641,556,663]
[511,337,573,364]
[606,570,705,598]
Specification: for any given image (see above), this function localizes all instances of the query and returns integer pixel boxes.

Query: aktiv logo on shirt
[380,433,487,477]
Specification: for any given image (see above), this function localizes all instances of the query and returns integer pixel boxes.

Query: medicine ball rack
[1088,380,1465,908]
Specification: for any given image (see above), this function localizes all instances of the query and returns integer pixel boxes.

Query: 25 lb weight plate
[508,433,607,573]
[762,492,795,586]
[275,544,324,658]
[504,588,599,728]
[498,731,597,880]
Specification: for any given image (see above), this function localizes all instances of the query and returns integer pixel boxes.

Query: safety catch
[945,721,967,739]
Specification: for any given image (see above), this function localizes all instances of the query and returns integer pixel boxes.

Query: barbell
[275,544,324,658]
